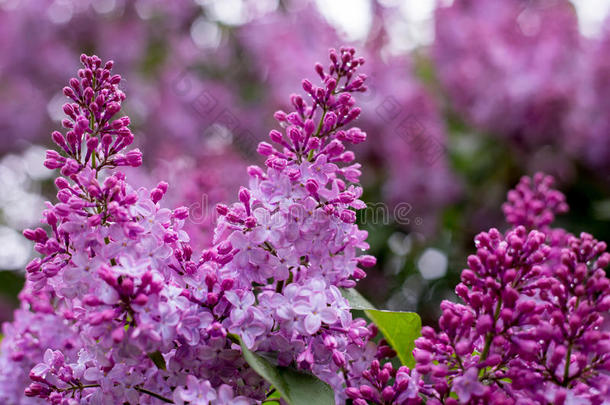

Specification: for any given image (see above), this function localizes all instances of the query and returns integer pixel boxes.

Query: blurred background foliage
[0,0,609,327]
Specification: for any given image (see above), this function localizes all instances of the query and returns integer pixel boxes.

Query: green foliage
[342,288,422,368]
[147,350,166,371]
[236,336,335,405]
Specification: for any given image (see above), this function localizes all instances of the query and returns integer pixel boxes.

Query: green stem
[134,387,174,403]
[227,333,240,345]
[562,297,580,386]
[307,149,315,161]
[59,384,100,393]
[479,297,502,375]
[314,107,327,138]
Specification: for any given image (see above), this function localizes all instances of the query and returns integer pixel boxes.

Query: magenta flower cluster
[0,49,381,404]
[433,0,610,170]
[348,173,610,404]
[434,0,580,148]
[242,7,458,231]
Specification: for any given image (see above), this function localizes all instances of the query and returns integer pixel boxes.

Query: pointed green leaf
[237,337,335,405]
[341,287,375,310]
[366,309,421,368]
[342,288,422,368]
[147,350,166,371]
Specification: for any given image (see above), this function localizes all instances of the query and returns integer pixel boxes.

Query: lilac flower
[251,207,287,246]
[209,47,380,395]
[230,307,272,350]
[394,369,420,404]
[174,375,253,405]
[156,302,181,343]
[353,174,610,404]
[502,172,568,230]
[224,290,256,325]
[244,6,460,233]
[452,367,486,402]
[568,22,610,169]
[305,155,338,185]
[29,349,62,383]
[229,231,268,274]
[434,0,581,148]
[0,48,382,404]
[293,292,338,335]
[177,307,212,346]
[346,360,423,405]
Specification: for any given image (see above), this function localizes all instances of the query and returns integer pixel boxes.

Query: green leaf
[147,350,166,371]
[237,337,335,405]
[367,309,421,368]
[342,288,422,368]
[341,287,375,310]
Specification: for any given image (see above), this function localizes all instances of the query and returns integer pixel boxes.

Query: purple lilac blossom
[0,49,383,404]
[350,173,610,404]
[433,0,581,148]
[240,4,457,232]
[568,21,610,170]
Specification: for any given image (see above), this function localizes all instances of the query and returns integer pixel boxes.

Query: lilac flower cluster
[1,0,459,252]
[241,5,458,233]
[345,360,420,405]
[44,55,142,174]
[350,173,610,404]
[433,0,610,172]
[502,172,568,230]
[433,0,580,148]
[0,48,381,404]
[568,22,610,169]
[210,46,381,399]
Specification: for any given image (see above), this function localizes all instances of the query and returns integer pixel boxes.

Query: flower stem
[59,383,101,393]
[134,386,174,403]
[479,297,502,377]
